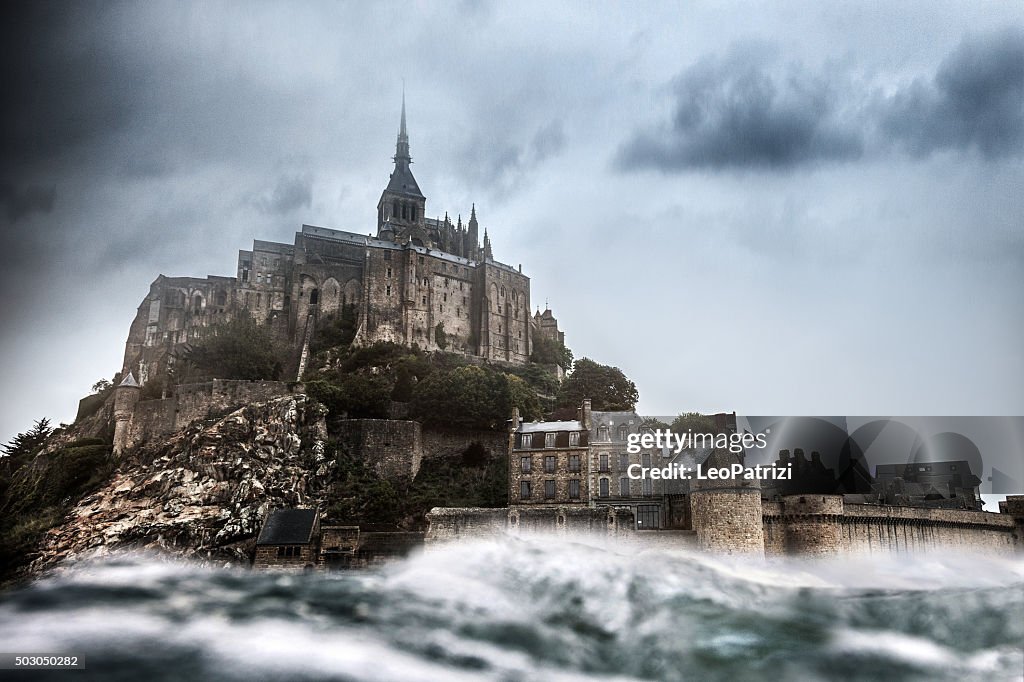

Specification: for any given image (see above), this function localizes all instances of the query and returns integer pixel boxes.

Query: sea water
[1,538,1022,681]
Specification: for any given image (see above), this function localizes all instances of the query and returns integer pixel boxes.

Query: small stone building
[253,508,320,570]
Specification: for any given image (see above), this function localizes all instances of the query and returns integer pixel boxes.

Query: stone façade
[427,401,1024,556]
[121,99,539,389]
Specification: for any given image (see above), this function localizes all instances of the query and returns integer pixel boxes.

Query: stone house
[253,508,320,570]
[509,400,592,505]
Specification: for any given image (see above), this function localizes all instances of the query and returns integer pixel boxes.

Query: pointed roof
[385,92,423,199]
[118,372,140,388]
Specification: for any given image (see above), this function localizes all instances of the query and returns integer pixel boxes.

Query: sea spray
[1,538,1022,681]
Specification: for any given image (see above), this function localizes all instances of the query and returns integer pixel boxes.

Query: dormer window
[545,433,556,448]
[569,432,579,446]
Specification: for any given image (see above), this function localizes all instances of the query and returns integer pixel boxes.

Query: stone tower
[689,449,765,555]
[376,93,427,241]
[779,495,844,555]
[112,372,140,456]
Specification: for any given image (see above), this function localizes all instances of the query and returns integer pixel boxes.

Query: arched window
[392,200,398,218]
[402,204,408,220]
[309,289,320,305]
[192,295,202,313]
[410,205,416,221]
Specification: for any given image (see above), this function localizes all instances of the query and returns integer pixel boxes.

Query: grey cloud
[618,28,1024,172]
[881,28,1024,158]
[0,184,56,222]
[531,120,567,163]
[256,174,313,215]
[616,47,864,171]
[458,119,567,200]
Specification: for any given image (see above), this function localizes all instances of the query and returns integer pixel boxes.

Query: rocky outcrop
[29,394,330,573]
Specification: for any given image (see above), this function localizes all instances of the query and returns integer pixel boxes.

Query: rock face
[30,395,330,573]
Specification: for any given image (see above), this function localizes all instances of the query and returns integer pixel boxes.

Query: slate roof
[385,165,423,198]
[256,508,318,545]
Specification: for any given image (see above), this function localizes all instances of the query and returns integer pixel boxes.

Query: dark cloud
[881,28,1024,158]
[0,1,142,178]
[618,28,1024,172]
[256,174,313,215]
[0,184,56,222]
[457,119,567,200]
[616,47,864,171]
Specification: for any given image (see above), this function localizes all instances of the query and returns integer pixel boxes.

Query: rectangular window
[569,432,579,446]
[642,453,651,468]
[422,296,427,305]
[569,479,580,499]
[386,267,392,277]
[438,304,443,312]
[520,480,531,500]
[386,285,392,296]
[620,477,629,496]
[384,251,392,261]
[544,480,556,499]
[599,478,609,498]
[569,455,580,472]
[521,456,531,473]
[642,478,653,496]
[545,433,556,448]
[600,454,609,472]
[637,504,660,529]
[544,455,556,473]
[619,454,629,470]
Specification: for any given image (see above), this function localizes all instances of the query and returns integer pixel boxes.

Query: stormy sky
[1,1,1022,444]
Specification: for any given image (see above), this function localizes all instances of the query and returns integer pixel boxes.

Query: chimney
[580,398,592,430]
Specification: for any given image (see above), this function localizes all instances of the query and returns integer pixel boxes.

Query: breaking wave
[2,539,1023,681]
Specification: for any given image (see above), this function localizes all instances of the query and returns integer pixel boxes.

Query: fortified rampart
[761,495,1019,556]
[333,418,423,480]
[425,494,1024,556]
[114,378,295,454]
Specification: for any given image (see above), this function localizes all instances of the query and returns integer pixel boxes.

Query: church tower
[377,93,427,241]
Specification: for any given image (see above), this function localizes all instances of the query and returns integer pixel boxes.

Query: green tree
[530,335,573,369]
[434,322,448,350]
[641,416,671,430]
[556,358,638,411]
[410,365,513,430]
[1,418,53,473]
[670,412,717,434]
[311,303,359,354]
[506,375,543,421]
[182,316,284,381]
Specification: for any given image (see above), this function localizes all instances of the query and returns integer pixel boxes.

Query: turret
[468,204,480,259]
[689,449,765,555]
[112,372,141,456]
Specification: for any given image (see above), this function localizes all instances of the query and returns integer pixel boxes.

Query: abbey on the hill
[122,98,554,384]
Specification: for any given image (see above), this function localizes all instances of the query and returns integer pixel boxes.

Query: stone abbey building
[122,98,539,385]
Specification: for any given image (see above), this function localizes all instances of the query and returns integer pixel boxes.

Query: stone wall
[762,496,1020,555]
[332,418,422,480]
[253,544,317,570]
[421,427,509,461]
[425,507,509,542]
[121,379,294,452]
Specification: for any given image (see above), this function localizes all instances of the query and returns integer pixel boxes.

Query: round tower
[689,449,765,555]
[781,494,844,556]
[112,372,141,456]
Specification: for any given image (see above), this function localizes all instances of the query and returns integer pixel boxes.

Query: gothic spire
[395,90,411,166]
